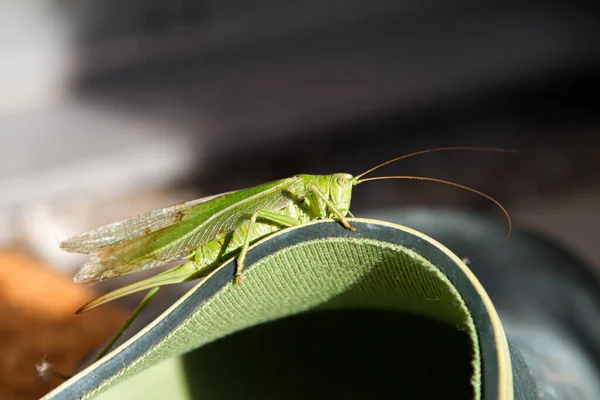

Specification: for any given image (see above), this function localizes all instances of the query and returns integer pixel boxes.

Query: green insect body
[60,147,513,364]
[64,173,356,312]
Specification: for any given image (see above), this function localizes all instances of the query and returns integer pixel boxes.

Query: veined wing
[60,191,235,254]
[74,177,304,283]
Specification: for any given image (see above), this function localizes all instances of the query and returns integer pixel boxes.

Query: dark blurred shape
[67,1,600,226]
[70,1,600,155]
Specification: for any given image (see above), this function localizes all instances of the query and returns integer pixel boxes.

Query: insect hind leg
[91,287,160,364]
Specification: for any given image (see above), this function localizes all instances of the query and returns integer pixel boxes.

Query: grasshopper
[60,146,513,363]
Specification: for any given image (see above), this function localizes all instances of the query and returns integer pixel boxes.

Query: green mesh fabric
[78,237,479,399]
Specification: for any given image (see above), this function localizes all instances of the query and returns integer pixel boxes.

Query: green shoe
[44,217,550,400]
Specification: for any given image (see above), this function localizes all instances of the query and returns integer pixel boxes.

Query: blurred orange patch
[0,251,128,400]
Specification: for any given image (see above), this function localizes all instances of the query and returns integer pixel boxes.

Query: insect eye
[337,176,347,185]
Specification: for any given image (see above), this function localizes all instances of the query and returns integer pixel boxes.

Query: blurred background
[1,1,599,398]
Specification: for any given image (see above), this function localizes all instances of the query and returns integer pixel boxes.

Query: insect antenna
[353,146,517,181]
[355,175,513,262]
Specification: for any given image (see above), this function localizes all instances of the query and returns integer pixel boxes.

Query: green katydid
[61,146,514,363]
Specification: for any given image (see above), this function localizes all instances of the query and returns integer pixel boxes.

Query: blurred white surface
[0,1,74,113]
[0,103,198,207]
[0,101,200,269]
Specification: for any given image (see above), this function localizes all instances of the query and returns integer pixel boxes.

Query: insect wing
[60,192,235,254]
[73,177,304,283]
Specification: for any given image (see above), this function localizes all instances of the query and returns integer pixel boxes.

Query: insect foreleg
[307,183,355,231]
[236,210,301,285]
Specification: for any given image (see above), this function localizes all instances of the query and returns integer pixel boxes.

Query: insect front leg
[236,211,301,286]
[306,183,355,231]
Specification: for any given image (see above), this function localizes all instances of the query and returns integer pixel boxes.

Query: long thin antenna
[354,147,517,181]
[356,175,512,260]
